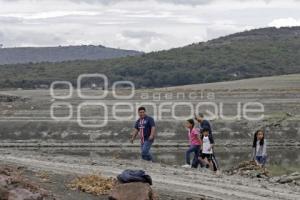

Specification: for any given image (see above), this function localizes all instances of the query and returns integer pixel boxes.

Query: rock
[260,184,268,189]
[0,165,52,200]
[91,162,97,166]
[8,188,43,200]
[108,182,158,200]
[285,112,293,117]
[0,175,11,187]
[290,172,300,177]
[268,176,281,183]
[0,186,9,200]
[225,160,269,179]
[278,174,300,184]
[278,177,293,184]
[259,174,269,179]
[290,175,300,181]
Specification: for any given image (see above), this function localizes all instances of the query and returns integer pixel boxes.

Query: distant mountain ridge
[1,26,300,89]
[0,45,142,65]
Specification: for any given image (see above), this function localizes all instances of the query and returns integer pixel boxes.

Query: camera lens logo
[50,74,135,128]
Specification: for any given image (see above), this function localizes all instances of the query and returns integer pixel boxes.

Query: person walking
[182,119,202,168]
[195,113,220,172]
[131,107,156,161]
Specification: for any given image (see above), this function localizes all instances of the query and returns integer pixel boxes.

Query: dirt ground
[0,149,299,200]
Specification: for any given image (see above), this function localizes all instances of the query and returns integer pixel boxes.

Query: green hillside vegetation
[0,45,142,65]
[1,27,300,89]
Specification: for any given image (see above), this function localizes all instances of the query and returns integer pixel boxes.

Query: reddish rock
[0,186,9,200]
[108,182,158,200]
[0,175,11,187]
[8,188,43,200]
[0,165,51,200]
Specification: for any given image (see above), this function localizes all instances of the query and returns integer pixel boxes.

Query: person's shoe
[215,170,223,177]
[181,164,191,168]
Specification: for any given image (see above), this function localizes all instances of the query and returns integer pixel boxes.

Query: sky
[1,0,300,52]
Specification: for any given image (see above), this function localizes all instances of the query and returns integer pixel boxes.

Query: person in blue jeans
[185,146,200,167]
[131,107,156,161]
[182,119,201,168]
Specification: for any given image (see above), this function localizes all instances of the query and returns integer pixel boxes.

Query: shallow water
[16,146,300,176]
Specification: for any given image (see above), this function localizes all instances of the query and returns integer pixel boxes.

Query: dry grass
[35,171,51,182]
[68,175,117,196]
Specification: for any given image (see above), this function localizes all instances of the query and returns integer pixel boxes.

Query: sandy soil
[0,149,299,200]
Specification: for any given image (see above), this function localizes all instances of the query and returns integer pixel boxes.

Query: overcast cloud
[1,0,300,52]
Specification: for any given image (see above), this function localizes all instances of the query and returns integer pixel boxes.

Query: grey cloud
[120,30,166,48]
[0,30,66,47]
[0,0,296,6]
[0,31,4,39]
[1,0,300,51]
[158,0,213,5]
[55,0,282,6]
[44,0,215,6]
[0,16,22,23]
[8,0,214,5]
[122,30,163,39]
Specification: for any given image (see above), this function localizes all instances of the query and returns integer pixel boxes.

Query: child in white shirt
[200,128,215,171]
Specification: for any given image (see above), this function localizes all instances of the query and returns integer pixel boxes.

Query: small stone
[91,161,97,166]
[268,176,281,183]
[279,177,292,184]
[290,172,300,177]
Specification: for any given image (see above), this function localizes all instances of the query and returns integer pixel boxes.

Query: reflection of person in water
[130,107,156,161]
[252,129,267,167]
[195,113,220,172]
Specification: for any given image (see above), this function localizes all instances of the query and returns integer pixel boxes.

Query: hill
[0,45,142,65]
[1,26,300,89]
[163,74,300,91]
